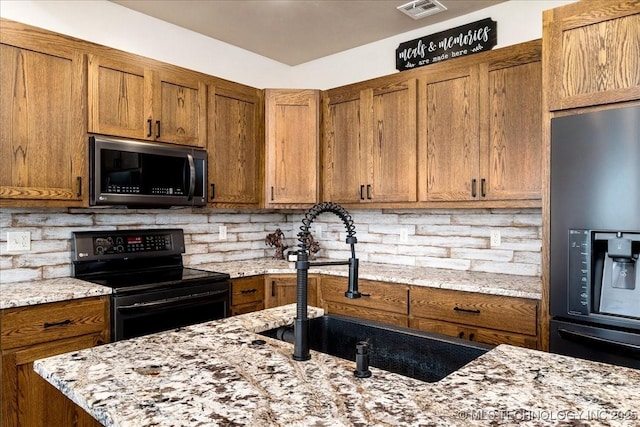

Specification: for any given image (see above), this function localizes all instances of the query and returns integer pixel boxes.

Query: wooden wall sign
[396,18,497,71]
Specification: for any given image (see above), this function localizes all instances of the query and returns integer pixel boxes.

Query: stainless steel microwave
[89,136,207,207]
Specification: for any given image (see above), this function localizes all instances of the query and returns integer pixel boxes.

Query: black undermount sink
[260,314,492,383]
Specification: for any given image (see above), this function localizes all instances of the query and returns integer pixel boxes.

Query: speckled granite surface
[1,259,541,309]
[0,277,112,309]
[195,259,542,300]
[35,304,640,427]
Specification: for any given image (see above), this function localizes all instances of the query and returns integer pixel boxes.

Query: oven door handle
[557,328,640,354]
[118,290,227,314]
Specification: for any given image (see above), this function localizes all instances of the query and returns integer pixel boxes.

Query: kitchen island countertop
[35,304,640,427]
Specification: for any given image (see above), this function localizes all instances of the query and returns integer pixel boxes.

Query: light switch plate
[7,231,31,252]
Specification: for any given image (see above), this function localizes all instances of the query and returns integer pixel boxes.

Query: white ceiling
[111,0,506,66]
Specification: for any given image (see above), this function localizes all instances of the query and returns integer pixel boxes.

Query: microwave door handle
[557,328,640,354]
[187,153,196,200]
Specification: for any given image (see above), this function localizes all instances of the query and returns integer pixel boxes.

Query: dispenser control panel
[568,229,590,315]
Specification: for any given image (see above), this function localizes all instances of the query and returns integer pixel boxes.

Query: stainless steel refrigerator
[549,104,640,368]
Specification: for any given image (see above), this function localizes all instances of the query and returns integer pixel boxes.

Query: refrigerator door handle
[557,328,640,354]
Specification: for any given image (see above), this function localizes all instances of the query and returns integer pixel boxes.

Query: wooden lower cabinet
[0,296,110,427]
[264,275,318,309]
[230,276,265,315]
[409,286,539,349]
[320,277,409,327]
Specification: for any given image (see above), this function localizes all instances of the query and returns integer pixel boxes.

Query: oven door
[111,281,230,341]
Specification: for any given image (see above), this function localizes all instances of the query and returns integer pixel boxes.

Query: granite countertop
[35,304,640,427]
[0,259,541,310]
[0,277,112,310]
[195,259,542,300]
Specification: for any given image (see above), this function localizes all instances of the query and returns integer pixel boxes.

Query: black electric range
[72,228,231,341]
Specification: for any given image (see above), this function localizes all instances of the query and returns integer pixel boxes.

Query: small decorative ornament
[265,228,288,260]
[306,233,320,260]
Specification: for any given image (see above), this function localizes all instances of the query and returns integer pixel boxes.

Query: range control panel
[93,234,171,255]
[72,229,186,261]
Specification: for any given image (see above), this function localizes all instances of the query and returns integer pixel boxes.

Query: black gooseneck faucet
[293,202,360,361]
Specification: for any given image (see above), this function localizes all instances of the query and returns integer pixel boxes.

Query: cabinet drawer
[326,302,408,327]
[0,297,108,350]
[231,276,265,306]
[231,301,265,316]
[409,317,538,349]
[410,287,537,336]
[321,277,408,315]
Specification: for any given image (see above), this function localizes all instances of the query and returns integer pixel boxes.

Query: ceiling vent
[397,0,447,20]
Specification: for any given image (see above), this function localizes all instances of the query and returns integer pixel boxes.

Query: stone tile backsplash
[0,207,541,282]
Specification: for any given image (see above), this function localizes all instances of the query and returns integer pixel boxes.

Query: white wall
[294,0,577,89]
[1,0,576,89]
[0,0,292,88]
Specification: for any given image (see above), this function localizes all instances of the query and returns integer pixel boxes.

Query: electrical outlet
[7,231,31,252]
[315,225,322,239]
[490,230,501,247]
[218,225,227,241]
[400,228,409,242]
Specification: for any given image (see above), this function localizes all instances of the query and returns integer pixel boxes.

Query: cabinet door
[323,90,363,203]
[88,56,206,146]
[409,317,538,349]
[231,276,265,309]
[208,83,262,206]
[544,1,640,110]
[482,60,542,200]
[0,43,85,204]
[87,54,148,140]
[320,277,408,327]
[264,276,317,309]
[367,79,418,202]
[422,66,480,201]
[265,89,319,205]
[2,334,104,427]
[155,70,207,147]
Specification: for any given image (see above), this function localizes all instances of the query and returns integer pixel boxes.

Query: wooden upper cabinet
[0,25,86,206]
[323,78,418,204]
[208,82,263,206]
[265,89,319,206]
[422,66,480,201]
[87,55,146,140]
[366,80,418,203]
[543,0,640,111]
[155,70,207,146]
[420,40,542,202]
[323,89,362,203]
[484,59,542,200]
[88,54,206,146]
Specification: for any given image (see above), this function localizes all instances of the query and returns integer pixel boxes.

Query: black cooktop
[83,266,230,294]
